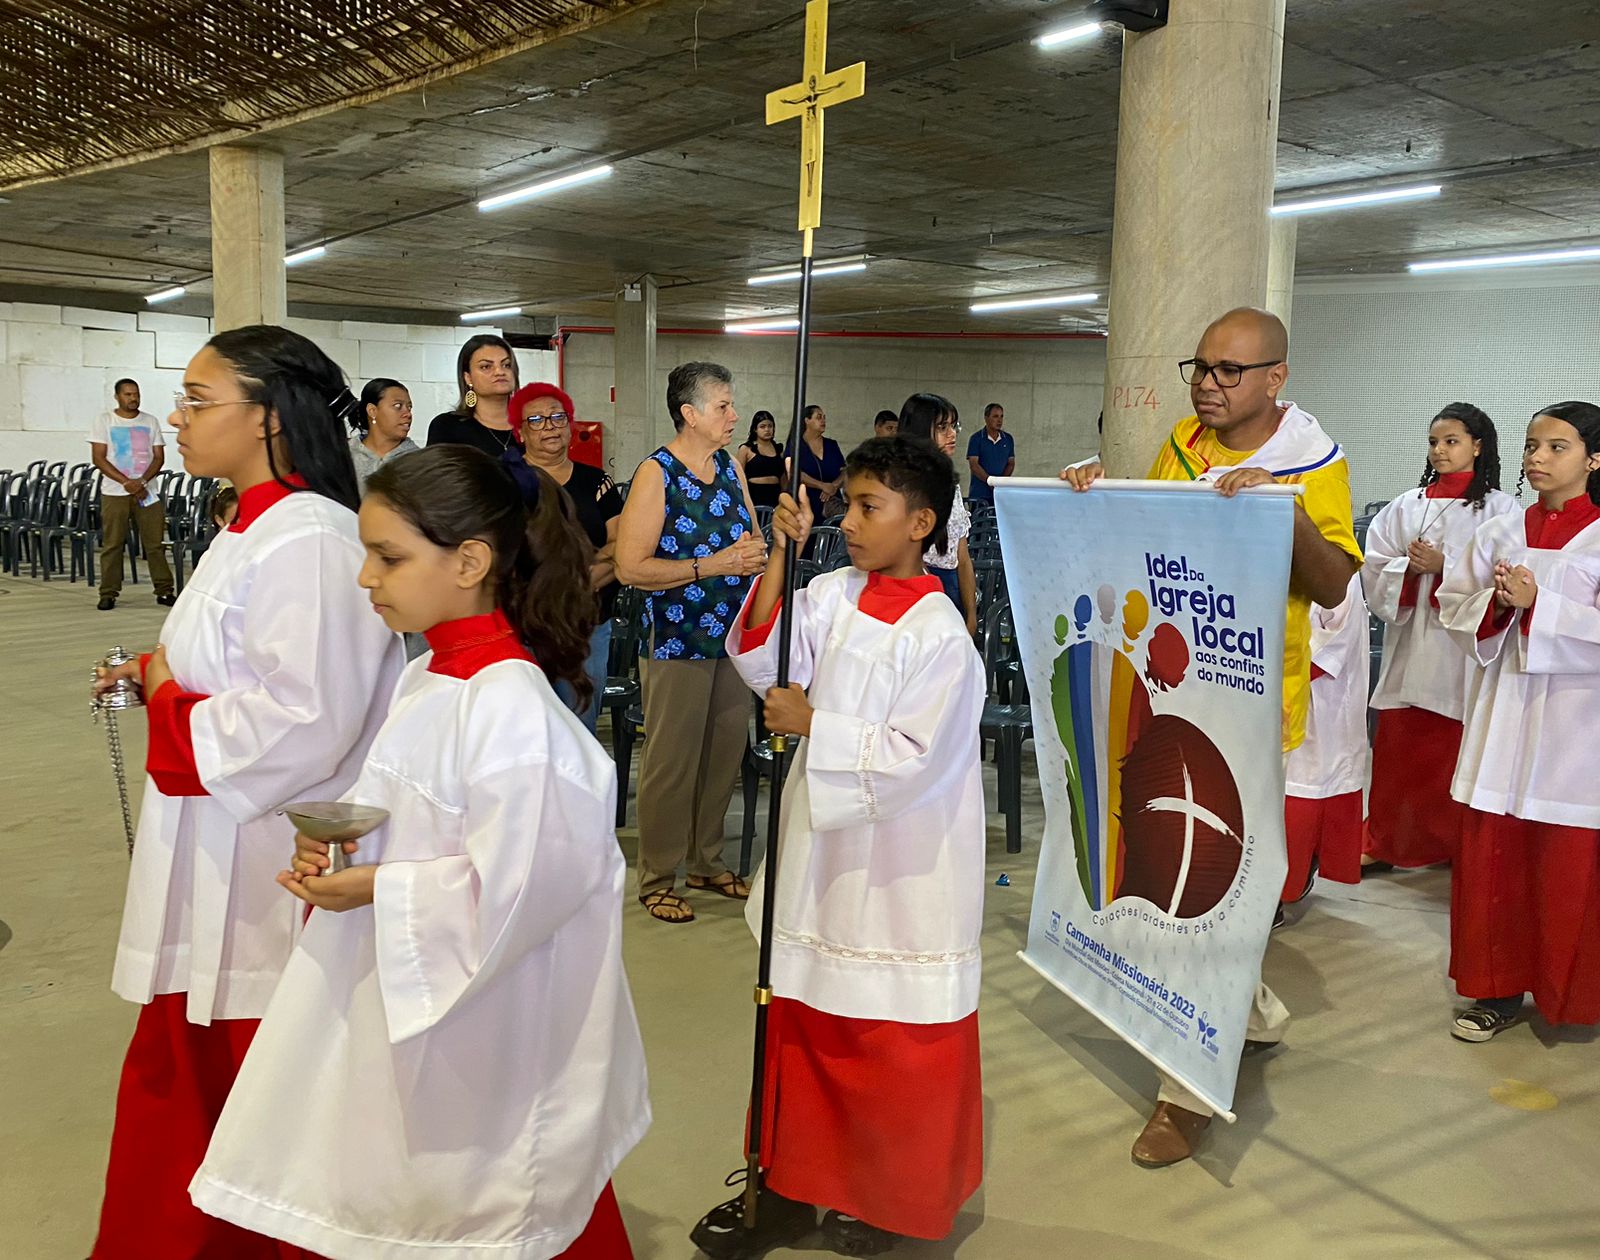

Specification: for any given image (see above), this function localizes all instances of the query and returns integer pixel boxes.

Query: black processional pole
[740,0,866,1230]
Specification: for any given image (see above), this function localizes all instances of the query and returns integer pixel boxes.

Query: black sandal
[687,872,751,900]
[690,1169,818,1258]
[820,1209,900,1257]
[639,889,695,924]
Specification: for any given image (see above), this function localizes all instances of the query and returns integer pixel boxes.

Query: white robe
[1438,510,1600,827]
[192,657,650,1259]
[1362,487,1520,719]
[1285,575,1371,799]
[728,569,988,1024]
[112,492,403,1024]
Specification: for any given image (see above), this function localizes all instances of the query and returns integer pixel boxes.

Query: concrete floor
[3,570,1598,1260]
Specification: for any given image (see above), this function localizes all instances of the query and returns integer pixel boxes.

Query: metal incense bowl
[92,644,145,711]
[279,801,389,875]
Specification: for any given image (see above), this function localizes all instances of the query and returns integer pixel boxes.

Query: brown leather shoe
[1132,1102,1211,1167]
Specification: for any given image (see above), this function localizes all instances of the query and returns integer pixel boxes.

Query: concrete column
[1266,216,1298,334]
[1099,0,1287,477]
[209,146,287,331]
[612,275,658,477]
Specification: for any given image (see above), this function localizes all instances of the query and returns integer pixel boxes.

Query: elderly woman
[616,361,768,924]
[502,381,622,734]
[347,377,419,492]
[426,334,521,459]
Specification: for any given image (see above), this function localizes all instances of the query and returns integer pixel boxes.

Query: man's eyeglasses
[1179,359,1282,389]
[524,412,570,430]
[172,391,254,417]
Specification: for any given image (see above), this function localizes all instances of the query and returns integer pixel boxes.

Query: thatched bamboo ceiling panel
[0,0,655,186]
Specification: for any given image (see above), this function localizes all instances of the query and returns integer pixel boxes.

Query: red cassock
[1451,810,1600,1024]
[95,658,291,1258]
[757,997,984,1241]
[1364,707,1467,868]
[1284,790,1364,900]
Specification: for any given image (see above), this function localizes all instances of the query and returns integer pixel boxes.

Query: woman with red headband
[503,382,622,733]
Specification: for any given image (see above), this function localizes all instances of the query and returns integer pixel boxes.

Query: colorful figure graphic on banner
[1050,590,1243,917]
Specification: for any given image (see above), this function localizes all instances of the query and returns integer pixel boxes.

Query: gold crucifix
[765,0,866,257]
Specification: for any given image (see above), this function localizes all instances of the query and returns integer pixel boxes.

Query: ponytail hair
[356,378,406,435]
[366,446,596,709]
[206,324,361,510]
[1527,400,1600,505]
[1417,402,1501,510]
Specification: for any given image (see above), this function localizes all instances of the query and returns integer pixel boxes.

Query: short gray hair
[667,361,733,431]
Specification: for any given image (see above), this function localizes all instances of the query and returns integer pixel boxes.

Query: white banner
[995,478,1294,1119]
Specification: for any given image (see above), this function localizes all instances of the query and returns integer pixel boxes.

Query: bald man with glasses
[1062,307,1362,1166]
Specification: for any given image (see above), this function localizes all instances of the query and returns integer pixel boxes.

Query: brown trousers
[635,654,750,897]
[99,494,174,598]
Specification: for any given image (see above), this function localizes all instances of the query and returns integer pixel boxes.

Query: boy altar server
[1282,574,1371,907]
[693,437,987,1258]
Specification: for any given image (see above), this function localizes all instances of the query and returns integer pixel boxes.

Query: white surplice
[112,492,403,1024]
[1438,510,1600,826]
[1285,575,1371,799]
[191,656,649,1259]
[727,569,988,1024]
[1362,487,1520,719]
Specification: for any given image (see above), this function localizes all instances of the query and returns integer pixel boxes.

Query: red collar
[1425,470,1475,500]
[229,475,308,532]
[424,609,534,679]
[858,570,944,625]
[1525,492,1600,550]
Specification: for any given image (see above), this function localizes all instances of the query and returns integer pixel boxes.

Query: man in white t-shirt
[90,379,175,610]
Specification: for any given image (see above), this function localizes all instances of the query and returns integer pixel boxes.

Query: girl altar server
[191,445,650,1258]
[1362,404,1517,870]
[1282,574,1371,905]
[90,327,403,1256]
[693,437,986,1258]
[1437,401,1600,1042]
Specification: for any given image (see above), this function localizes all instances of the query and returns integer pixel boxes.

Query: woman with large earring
[425,334,521,459]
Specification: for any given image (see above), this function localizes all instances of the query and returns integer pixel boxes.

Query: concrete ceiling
[4,0,1600,333]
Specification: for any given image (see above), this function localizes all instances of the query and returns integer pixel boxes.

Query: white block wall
[13,272,1600,511]
[0,304,555,470]
[561,329,1108,483]
[1287,271,1600,511]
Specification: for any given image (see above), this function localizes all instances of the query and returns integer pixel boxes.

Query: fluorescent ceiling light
[461,306,523,322]
[1408,244,1600,274]
[971,291,1099,313]
[748,260,866,286]
[284,245,326,266]
[1035,21,1103,48]
[726,316,801,333]
[146,286,187,305]
[1272,184,1441,217]
[478,164,613,212]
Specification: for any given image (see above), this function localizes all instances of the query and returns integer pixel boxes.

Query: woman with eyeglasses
[900,392,977,636]
[88,325,404,1255]
[503,382,623,734]
[426,334,522,460]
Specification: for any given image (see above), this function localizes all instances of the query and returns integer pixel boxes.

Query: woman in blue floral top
[617,362,768,923]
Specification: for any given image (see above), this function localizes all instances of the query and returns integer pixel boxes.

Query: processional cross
[765,0,866,256]
[730,0,867,1238]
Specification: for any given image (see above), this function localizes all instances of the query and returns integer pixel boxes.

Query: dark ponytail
[1527,401,1600,505]
[355,378,405,435]
[207,324,361,510]
[1418,402,1501,510]
[366,446,596,709]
